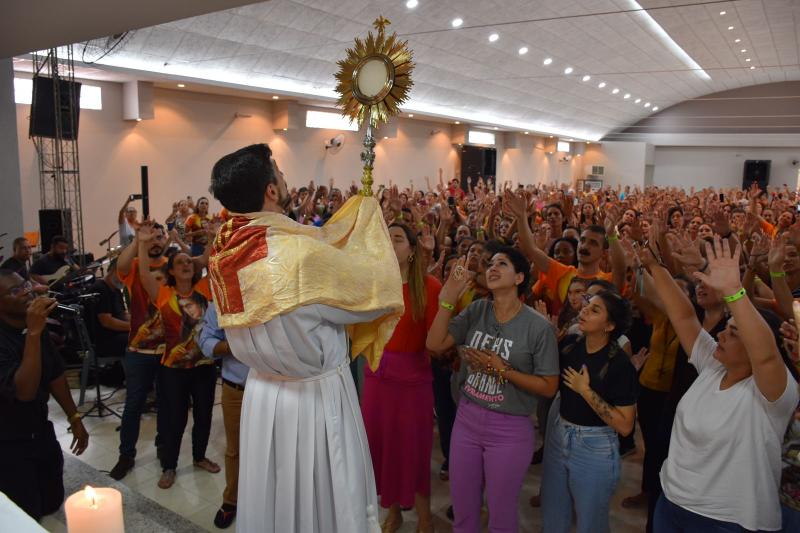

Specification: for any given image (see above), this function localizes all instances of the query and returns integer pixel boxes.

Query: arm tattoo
[586,389,615,426]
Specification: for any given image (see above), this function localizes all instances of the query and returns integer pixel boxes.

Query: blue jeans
[541,398,621,533]
[782,503,800,533]
[654,493,773,532]
[119,350,161,458]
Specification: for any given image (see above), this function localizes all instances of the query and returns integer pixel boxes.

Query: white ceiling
[31,0,800,140]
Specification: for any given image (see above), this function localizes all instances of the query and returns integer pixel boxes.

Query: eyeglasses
[5,281,32,297]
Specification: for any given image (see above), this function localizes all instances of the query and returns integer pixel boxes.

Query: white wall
[653,146,800,189]
[581,142,648,189]
[15,80,461,257]
[1,59,23,253]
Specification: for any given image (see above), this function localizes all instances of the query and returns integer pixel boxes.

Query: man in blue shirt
[199,303,248,529]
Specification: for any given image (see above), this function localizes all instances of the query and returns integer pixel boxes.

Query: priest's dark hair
[210,143,277,214]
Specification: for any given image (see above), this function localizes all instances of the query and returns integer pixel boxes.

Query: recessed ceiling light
[735,38,741,43]
[635,98,642,103]
[383,136,389,139]
[623,93,631,99]
[488,33,499,42]
[727,26,734,30]
[543,57,553,65]
[518,47,528,55]
[720,10,726,15]
[408,114,414,117]
[548,151,554,154]
[750,65,755,69]
[581,75,591,82]
[740,49,747,53]
[586,141,590,144]
[644,102,651,108]
[524,131,529,134]
[598,82,606,88]
[136,118,142,122]
[454,121,460,124]
[177,83,185,88]
[549,135,554,138]
[612,88,620,94]
[564,67,573,74]
[652,106,659,111]
[745,58,751,62]
[406,0,418,8]
[451,18,463,28]
[282,128,287,131]
[272,95,279,100]
[493,127,499,130]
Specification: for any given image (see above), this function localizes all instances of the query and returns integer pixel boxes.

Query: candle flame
[84,485,97,508]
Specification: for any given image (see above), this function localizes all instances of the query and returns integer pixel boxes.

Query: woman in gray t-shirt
[427,245,560,533]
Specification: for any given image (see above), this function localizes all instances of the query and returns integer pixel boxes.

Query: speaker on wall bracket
[29,75,82,140]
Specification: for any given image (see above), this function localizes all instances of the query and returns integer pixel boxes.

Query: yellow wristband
[770,271,787,278]
[68,412,82,424]
[440,301,455,311]
[723,287,746,304]
[607,233,620,244]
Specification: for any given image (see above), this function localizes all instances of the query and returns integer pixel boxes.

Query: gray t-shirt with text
[448,299,559,416]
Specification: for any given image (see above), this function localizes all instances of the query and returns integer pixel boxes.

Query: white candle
[65,486,124,533]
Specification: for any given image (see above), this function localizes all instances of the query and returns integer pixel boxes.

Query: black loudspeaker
[742,160,771,190]
[39,209,72,253]
[460,145,497,190]
[29,76,82,140]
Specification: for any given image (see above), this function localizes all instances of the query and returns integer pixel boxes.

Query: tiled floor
[43,382,648,532]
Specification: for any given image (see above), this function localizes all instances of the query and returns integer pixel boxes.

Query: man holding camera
[0,269,89,519]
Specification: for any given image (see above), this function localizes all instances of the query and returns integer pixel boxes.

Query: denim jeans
[431,358,456,467]
[653,493,773,532]
[541,396,621,533]
[119,350,162,458]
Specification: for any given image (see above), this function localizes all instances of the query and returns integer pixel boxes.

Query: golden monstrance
[334,16,415,196]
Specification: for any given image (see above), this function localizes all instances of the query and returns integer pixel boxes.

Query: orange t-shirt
[118,257,167,353]
[185,214,212,245]
[154,277,212,368]
[537,258,612,316]
[384,275,442,354]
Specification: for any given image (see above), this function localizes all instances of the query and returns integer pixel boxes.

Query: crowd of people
[2,150,800,533]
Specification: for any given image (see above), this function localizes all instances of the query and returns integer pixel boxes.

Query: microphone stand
[98,230,119,277]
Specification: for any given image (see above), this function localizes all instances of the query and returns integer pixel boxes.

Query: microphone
[99,230,119,246]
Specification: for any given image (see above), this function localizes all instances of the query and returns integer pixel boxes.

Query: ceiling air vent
[591,166,605,175]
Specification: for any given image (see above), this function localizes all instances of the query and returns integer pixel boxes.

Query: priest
[208,143,403,533]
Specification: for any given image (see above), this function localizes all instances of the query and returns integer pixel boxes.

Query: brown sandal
[194,458,221,473]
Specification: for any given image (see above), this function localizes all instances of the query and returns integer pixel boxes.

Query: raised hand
[419,224,435,254]
[503,189,528,220]
[631,348,650,372]
[693,236,742,295]
[440,256,475,305]
[137,220,157,243]
[780,319,799,364]
[667,233,704,271]
[604,203,621,235]
[711,209,731,237]
[768,233,789,272]
[533,223,551,250]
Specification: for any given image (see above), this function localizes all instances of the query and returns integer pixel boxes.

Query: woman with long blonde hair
[361,223,442,533]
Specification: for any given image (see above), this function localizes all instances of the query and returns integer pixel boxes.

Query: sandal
[158,469,176,489]
[194,457,221,473]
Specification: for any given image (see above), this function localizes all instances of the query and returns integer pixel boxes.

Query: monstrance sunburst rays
[334,16,414,195]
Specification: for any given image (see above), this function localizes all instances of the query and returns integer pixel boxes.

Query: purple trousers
[449,397,534,533]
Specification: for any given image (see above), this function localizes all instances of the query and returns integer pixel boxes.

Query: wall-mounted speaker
[29,76,81,140]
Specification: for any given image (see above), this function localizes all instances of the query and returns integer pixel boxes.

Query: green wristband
[769,271,787,278]
[607,233,620,244]
[440,301,455,311]
[722,287,746,304]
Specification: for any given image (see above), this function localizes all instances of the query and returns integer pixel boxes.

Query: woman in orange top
[361,223,441,533]
[184,196,213,256]
[137,223,220,490]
